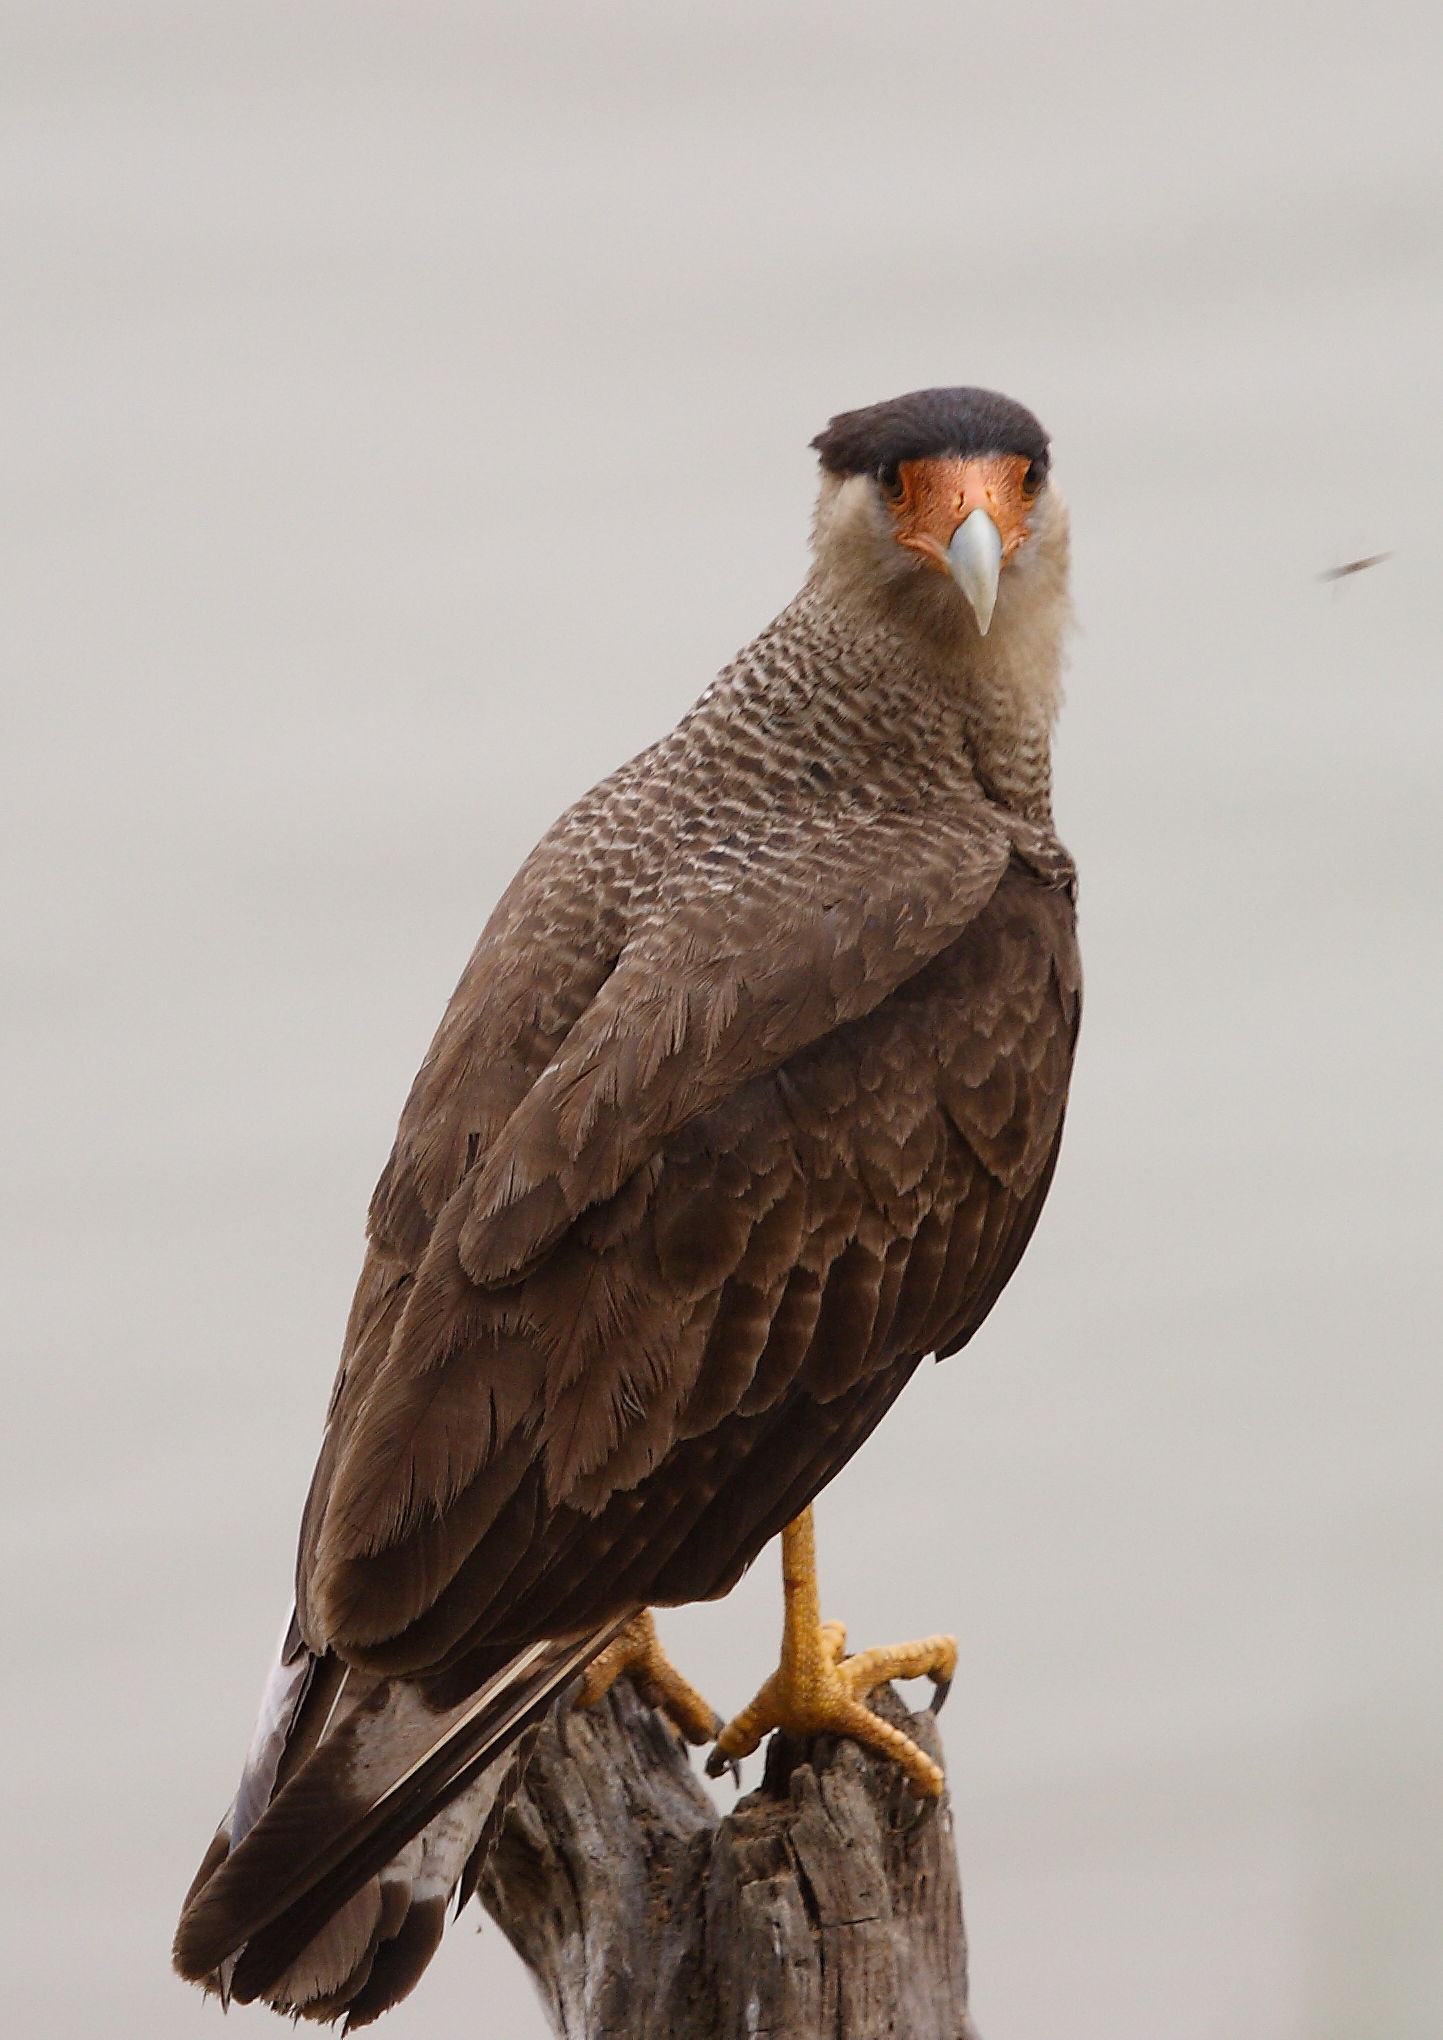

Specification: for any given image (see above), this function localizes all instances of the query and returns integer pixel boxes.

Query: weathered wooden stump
[479,1676,979,2039]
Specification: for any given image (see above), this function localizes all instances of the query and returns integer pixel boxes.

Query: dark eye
[878,465,904,501]
[1022,458,1046,497]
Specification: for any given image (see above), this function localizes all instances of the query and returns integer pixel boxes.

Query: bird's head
[808,386,1066,643]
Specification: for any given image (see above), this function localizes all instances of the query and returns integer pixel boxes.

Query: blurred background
[3,3,1440,2035]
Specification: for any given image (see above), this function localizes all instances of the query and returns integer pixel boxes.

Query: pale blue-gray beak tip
[945,508,1003,635]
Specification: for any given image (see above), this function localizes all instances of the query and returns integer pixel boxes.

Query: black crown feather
[812,386,1050,481]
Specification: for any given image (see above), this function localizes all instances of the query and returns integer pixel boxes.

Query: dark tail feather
[174,1620,622,2023]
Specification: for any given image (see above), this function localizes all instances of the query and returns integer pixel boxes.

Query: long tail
[173,1614,621,2026]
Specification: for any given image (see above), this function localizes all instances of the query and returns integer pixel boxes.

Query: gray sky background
[3,4,1441,2036]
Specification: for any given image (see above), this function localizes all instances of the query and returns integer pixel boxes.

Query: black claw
[705,1746,743,1785]
[929,1676,952,1716]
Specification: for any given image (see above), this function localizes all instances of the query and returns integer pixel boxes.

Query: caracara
[174,385,1081,2025]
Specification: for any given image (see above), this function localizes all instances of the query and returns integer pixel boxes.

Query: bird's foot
[575,1610,720,1746]
[702,1508,954,1797]
[705,1617,957,1797]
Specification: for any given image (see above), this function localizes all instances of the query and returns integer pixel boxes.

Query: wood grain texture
[481,1677,980,2040]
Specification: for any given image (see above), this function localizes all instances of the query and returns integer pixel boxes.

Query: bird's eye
[879,465,905,502]
[1021,458,1046,497]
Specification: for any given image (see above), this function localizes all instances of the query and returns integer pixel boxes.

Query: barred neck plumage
[686,560,1066,828]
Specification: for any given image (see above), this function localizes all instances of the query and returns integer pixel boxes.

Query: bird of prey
[174,385,1081,2026]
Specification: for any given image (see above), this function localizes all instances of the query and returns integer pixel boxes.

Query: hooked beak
[945,510,1003,636]
[886,452,1037,636]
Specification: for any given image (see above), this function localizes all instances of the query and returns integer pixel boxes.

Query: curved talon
[929,1675,953,1716]
[704,1745,743,1785]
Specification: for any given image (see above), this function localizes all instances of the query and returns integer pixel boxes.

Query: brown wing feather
[450,803,1015,1289]
[297,790,1023,1653]
[301,859,1078,1673]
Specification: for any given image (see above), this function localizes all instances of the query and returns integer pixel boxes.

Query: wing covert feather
[301,861,1078,1668]
[452,808,1016,1289]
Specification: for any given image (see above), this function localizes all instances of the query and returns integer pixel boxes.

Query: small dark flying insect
[1320,553,1391,582]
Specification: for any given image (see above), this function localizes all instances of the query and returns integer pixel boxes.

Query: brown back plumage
[175,391,1081,2025]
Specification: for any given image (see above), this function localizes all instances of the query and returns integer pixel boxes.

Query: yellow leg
[706,1508,958,1798]
[575,1610,720,1747]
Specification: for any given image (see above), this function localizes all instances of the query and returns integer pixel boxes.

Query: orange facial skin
[885,453,1039,572]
